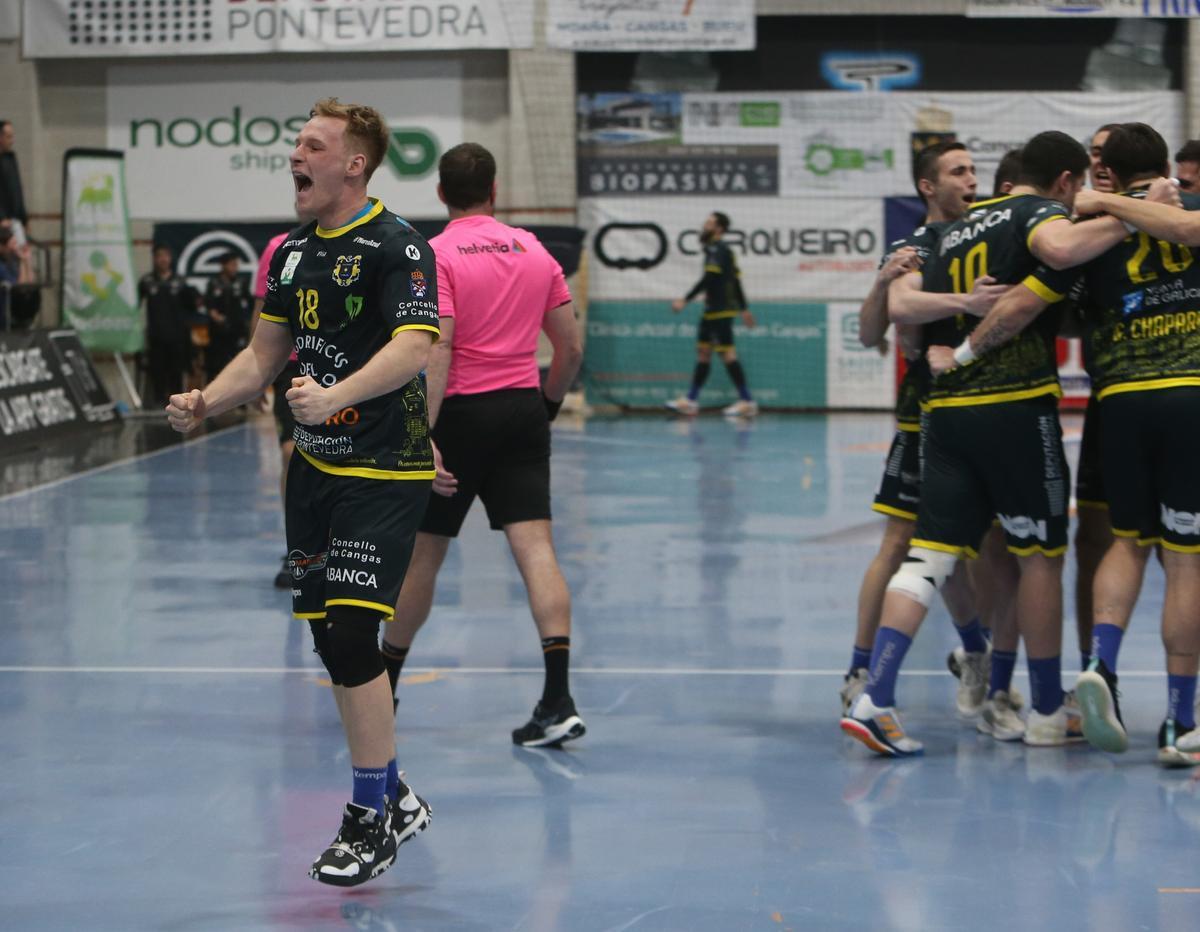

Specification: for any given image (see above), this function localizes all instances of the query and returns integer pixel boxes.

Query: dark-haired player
[842,131,1133,756]
[666,211,758,417]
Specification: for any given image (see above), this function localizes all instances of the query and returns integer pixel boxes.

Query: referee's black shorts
[421,388,551,537]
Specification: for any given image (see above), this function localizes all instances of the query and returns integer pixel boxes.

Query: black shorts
[1100,386,1200,552]
[273,358,301,445]
[697,315,735,350]
[285,452,431,619]
[914,398,1070,557]
[1075,394,1107,511]
[872,425,921,521]
[421,388,551,537]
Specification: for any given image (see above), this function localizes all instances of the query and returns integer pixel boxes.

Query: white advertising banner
[61,150,142,354]
[679,90,1183,199]
[579,196,883,303]
[24,0,533,57]
[106,61,463,220]
[547,0,754,51]
[967,1,1199,17]
[826,303,895,410]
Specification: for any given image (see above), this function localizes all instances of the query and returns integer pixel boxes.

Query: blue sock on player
[865,627,913,709]
[386,759,399,801]
[954,616,989,654]
[1091,624,1124,672]
[1168,675,1197,729]
[1028,656,1063,716]
[989,649,1018,698]
[352,765,388,818]
[849,645,872,675]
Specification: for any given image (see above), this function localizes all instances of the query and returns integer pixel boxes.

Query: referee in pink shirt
[381,143,586,747]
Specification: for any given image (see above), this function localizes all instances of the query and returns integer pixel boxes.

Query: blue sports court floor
[1,411,1196,931]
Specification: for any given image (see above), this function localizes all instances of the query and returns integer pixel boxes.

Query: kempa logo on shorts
[998,514,1048,543]
[126,110,440,179]
[1161,505,1200,536]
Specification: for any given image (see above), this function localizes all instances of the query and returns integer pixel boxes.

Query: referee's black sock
[724,359,752,401]
[381,641,410,697]
[687,362,711,401]
[540,636,571,706]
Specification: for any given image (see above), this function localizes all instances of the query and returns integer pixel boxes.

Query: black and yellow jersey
[883,221,950,427]
[259,198,440,479]
[686,240,747,319]
[920,194,1077,408]
[1079,189,1200,400]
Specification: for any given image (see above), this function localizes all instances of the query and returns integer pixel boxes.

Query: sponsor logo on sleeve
[280,250,303,285]
[410,269,428,298]
[405,243,420,260]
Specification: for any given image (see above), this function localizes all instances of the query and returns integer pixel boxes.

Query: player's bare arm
[927,284,1049,376]
[541,301,584,404]
[1075,181,1197,245]
[859,246,919,348]
[887,269,1012,324]
[167,317,292,433]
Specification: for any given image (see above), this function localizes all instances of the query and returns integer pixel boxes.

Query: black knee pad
[312,606,385,688]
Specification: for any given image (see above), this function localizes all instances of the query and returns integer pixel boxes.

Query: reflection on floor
[1,411,1195,931]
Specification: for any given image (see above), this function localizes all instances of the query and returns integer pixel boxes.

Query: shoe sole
[1076,672,1129,753]
[518,716,587,748]
[310,845,398,887]
[1158,747,1200,768]
[839,718,922,758]
[976,717,1025,742]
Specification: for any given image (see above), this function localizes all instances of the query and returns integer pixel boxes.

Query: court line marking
[0,665,1175,677]
[1158,888,1200,894]
[0,421,249,503]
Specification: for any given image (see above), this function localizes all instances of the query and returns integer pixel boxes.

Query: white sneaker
[976,690,1026,741]
[665,396,699,416]
[840,693,924,757]
[1159,720,1200,768]
[839,668,869,715]
[955,645,990,719]
[1024,694,1085,747]
[722,399,758,418]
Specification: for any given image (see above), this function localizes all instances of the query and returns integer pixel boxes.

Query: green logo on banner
[739,102,780,127]
[77,174,115,211]
[387,129,439,178]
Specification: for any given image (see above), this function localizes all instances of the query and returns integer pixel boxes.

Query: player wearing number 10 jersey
[840,131,1132,757]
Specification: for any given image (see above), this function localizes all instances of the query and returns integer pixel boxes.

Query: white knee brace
[886,546,957,608]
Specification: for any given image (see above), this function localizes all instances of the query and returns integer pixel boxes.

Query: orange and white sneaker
[841,693,924,757]
[665,396,700,416]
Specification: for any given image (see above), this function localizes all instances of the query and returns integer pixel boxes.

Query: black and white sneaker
[388,776,432,850]
[309,803,397,887]
[1076,658,1127,753]
[512,695,586,747]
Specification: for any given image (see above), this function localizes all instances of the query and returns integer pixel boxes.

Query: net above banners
[23,0,534,57]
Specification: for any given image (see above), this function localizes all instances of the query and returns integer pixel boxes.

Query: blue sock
[1028,656,1064,715]
[1081,652,1092,672]
[989,649,1018,698]
[352,765,388,818]
[865,627,913,709]
[849,645,872,675]
[954,617,989,654]
[1168,675,1197,729]
[386,759,399,801]
[1091,624,1124,672]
